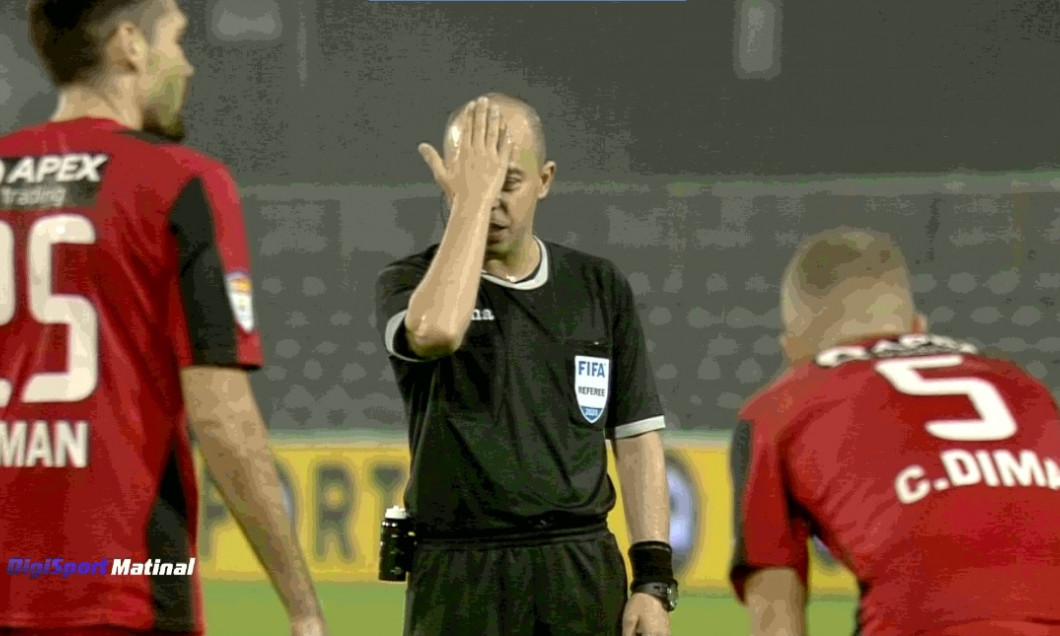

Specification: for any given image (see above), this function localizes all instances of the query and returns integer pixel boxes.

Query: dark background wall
[231,178,1060,432]
[5,0,1060,183]
[2,0,1059,432]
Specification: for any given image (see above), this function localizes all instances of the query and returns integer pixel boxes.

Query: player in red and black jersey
[0,2,327,635]
[730,227,1060,636]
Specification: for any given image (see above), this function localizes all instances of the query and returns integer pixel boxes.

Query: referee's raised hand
[404,96,516,360]
[418,96,514,208]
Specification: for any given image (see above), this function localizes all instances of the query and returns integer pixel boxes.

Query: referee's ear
[537,160,557,199]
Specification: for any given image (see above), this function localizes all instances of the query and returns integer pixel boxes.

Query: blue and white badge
[575,355,610,423]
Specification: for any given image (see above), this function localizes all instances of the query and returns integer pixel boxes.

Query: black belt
[415,516,609,548]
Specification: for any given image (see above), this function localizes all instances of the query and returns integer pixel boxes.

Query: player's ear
[779,333,802,364]
[111,22,149,74]
[537,161,556,200]
[913,311,928,333]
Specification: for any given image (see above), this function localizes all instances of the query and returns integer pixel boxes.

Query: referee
[374,94,677,636]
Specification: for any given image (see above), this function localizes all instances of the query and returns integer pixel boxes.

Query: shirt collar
[481,237,549,290]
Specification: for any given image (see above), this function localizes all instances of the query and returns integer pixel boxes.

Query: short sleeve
[606,267,665,439]
[374,259,429,363]
[168,165,262,369]
[728,419,810,603]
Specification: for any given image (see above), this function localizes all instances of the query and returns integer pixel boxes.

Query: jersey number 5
[875,355,1017,442]
[0,215,98,407]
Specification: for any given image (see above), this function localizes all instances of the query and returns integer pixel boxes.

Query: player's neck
[52,82,143,130]
[819,320,911,352]
[483,235,540,282]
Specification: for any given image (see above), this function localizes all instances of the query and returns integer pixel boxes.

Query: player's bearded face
[139,27,191,143]
[141,52,187,142]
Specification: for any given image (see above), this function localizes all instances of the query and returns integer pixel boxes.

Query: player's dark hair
[27,0,168,87]
[444,93,548,166]
[788,227,910,300]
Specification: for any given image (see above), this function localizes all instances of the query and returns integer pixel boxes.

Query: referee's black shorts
[403,521,627,636]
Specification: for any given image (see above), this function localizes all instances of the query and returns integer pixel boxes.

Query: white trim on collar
[481,237,549,290]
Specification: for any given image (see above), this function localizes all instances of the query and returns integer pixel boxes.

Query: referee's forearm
[194,418,322,620]
[406,194,492,351]
[613,431,670,543]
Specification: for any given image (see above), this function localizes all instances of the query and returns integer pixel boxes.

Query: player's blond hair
[781,227,915,338]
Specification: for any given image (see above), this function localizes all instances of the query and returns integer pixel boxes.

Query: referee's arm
[402,192,493,359]
[402,103,510,359]
[373,192,492,363]
[607,270,670,544]
[613,433,668,542]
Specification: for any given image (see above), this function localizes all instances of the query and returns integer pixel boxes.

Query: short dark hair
[444,93,548,166]
[780,226,914,335]
[27,0,168,86]
[789,227,909,299]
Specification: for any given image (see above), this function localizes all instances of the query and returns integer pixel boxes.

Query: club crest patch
[575,355,610,423]
[226,271,255,333]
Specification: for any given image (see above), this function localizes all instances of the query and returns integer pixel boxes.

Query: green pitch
[203,581,856,635]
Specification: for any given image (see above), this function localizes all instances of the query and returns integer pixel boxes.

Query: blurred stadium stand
[4,0,1060,433]
[240,175,1060,433]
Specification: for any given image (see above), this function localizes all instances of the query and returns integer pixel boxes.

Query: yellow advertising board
[196,438,857,596]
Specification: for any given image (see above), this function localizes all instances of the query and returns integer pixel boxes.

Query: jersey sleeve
[606,267,665,439]
[729,418,810,603]
[168,164,263,369]
[374,259,430,363]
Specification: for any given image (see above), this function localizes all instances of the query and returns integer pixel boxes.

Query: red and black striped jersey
[731,333,1060,636]
[0,117,262,632]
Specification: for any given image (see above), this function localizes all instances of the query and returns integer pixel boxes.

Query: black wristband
[628,541,674,588]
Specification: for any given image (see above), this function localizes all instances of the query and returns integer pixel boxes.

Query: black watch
[631,581,679,612]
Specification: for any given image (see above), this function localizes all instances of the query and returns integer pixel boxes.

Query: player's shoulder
[740,332,1018,431]
[961,343,1053,397]
[1,122,229,179]
[115,130,232,179]
[0,122,42,146]
[739,362,836,432]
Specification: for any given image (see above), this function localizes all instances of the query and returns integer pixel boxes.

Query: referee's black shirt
[375,239,666,535]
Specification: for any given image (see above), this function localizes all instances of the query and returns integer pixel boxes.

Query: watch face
[665,584,679,610]
[634,583,679,611]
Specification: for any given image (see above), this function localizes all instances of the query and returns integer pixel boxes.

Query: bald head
[781,227,916,342]
[444,93,547,167]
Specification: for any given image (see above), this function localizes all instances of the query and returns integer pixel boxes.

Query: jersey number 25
[875,355,1017,442]
[0,215,98,407]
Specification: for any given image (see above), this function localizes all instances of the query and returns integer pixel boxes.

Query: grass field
[203,582,857,635]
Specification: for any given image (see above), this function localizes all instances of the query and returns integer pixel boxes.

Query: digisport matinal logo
[7,557,196,578]
[8,558,109,578]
